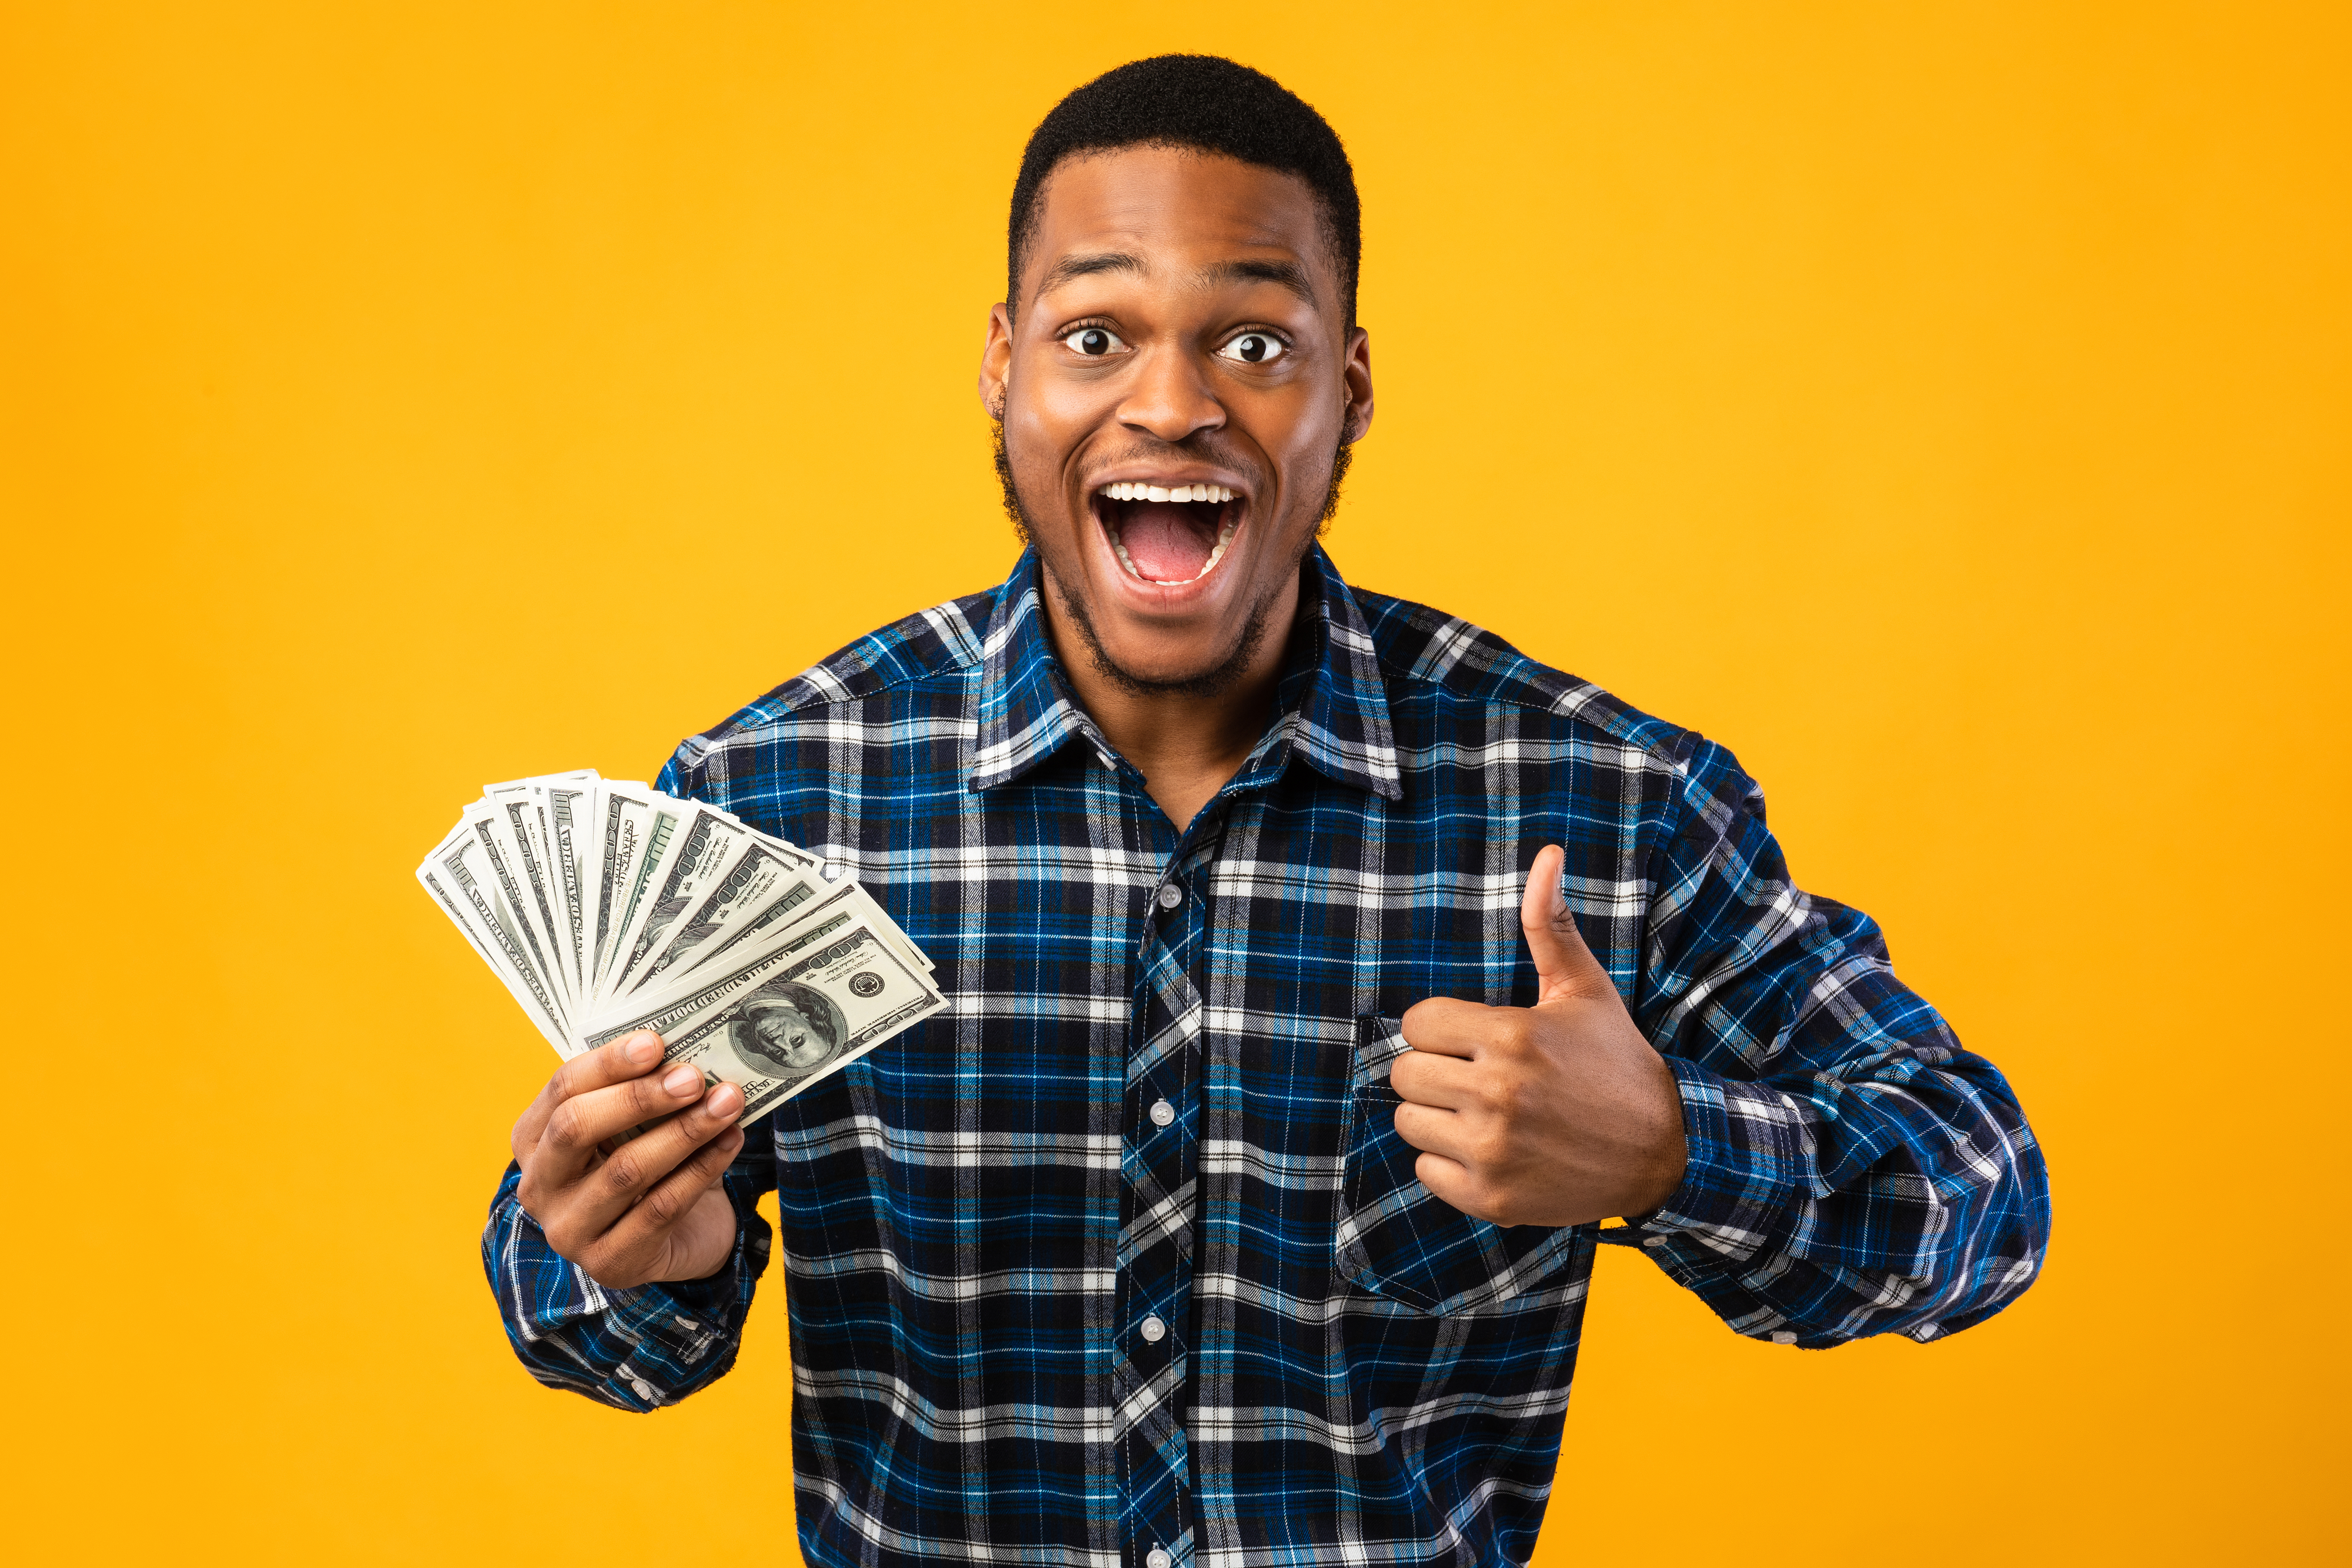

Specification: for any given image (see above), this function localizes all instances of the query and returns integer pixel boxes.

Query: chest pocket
[1335,1014,1587,1315]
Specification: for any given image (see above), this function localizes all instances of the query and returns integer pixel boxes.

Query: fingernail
[628,1033,661,1065]
[707,1082,742,1115]
[663,1065,701,1096]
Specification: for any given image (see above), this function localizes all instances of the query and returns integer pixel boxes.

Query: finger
[1411,1150,1490,1221]
[1519,845,1614,1004]
[533,1058,723,1183]
[594,1115,749,1267]
[513,1031,666,1159]
[563,1079,747,1237]
[1397,995,1496,1060]
[1393,1099,1477,1165]
[1389,1048,1483,1111]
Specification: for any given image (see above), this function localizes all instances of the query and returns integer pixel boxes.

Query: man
[487,55,2049,1568]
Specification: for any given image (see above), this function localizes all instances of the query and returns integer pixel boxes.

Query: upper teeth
[1101,482,1236,504]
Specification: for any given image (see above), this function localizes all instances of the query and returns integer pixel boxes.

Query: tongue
[1120,502,1218,582]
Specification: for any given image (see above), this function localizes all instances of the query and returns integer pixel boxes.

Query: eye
[1218,332,1287,365]
[1060,325,1127,357]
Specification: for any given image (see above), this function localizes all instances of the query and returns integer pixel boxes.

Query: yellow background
[4,2,2345,1562]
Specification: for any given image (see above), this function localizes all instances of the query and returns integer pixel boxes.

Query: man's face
[981,147,1373,692]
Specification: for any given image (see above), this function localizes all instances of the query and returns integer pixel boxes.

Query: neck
[1041,565,1306,833]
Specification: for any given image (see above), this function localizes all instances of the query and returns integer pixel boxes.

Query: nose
[1116,342,1225,444]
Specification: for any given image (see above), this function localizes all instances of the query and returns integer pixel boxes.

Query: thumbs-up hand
[1392,845,1688,1228]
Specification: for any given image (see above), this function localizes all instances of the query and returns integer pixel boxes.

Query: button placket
[1117,846,1205,1566]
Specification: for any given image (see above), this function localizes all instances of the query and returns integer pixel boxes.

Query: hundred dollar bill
[734,829,934,975]
[602,790,690,992]
[611,806,762,994]
[584,919,945,1127]
[694,868,863,971]
[636,838,828,990]
[615,821,930,988]
[464,803,572,1017]
[539,779,595,997]
[487,788,579,1005]
[691,872,943,993]
[727,892,890,974]
[847,886,932,974]
[590,782,662,983]
[488,778,594,996]
[418,819,572,1050]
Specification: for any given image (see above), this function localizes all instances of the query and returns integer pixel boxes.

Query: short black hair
[1007,55,1361,324]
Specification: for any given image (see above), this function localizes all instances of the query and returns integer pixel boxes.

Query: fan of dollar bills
[416,770,944,1128]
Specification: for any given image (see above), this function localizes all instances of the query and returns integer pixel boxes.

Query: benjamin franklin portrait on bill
[722,980,846,1081]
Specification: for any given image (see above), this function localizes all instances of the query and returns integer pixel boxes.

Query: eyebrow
[1035,251,1146,296]
[1200,257,1318,308]
[1032,251,1321,310]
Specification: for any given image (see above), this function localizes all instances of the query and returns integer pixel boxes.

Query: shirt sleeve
[1599,737,2052,1348]
[479,1137,777,1410]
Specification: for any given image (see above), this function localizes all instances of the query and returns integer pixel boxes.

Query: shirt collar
[967,545,1403,803]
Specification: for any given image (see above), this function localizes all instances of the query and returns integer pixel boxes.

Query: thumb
[1520,844,1613,1004]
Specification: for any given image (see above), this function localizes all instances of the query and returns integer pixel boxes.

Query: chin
[1055,569,1285,701]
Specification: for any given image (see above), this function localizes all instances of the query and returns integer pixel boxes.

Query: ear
[979,302,1014,421]
[1340,325,1373,444]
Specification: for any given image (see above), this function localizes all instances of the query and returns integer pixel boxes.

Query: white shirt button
[1771,1331,1798,1345]
[1147,1550,1172,1568]
[1642,1235,1666,1248]
[1148,1098,1175,1127]
[1139,1314,1167,1343]
[1154,882,1183,910]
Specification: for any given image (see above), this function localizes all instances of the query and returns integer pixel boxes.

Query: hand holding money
[509,1031,746,1288]
[422,770,944,1288]
[416,769,945,1129]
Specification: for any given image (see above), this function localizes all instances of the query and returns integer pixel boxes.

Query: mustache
[1077,438,1265,489]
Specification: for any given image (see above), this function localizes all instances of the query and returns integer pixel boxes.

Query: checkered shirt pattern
[482,545,2050,1568]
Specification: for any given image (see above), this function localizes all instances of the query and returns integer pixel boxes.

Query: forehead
[1023,146,1334,306]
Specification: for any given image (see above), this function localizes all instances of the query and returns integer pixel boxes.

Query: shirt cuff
[484,1163,766,1409]
[1598,1056,1822,1342]
[589,1274,745,1408]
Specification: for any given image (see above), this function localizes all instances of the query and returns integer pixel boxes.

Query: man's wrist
[659,1246,740,1308]
[1625,1054,1811,1256]
[1617,1054,1692,1219]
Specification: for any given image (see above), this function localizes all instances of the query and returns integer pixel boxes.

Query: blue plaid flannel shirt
[483,545,2050,1568]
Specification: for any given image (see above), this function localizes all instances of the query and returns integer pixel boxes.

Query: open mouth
[1093,481,1242,586]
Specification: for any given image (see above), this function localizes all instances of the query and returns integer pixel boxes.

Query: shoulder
[1350,582,1686,752]
[1348,583,1756,810]
[668,586,997,774]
